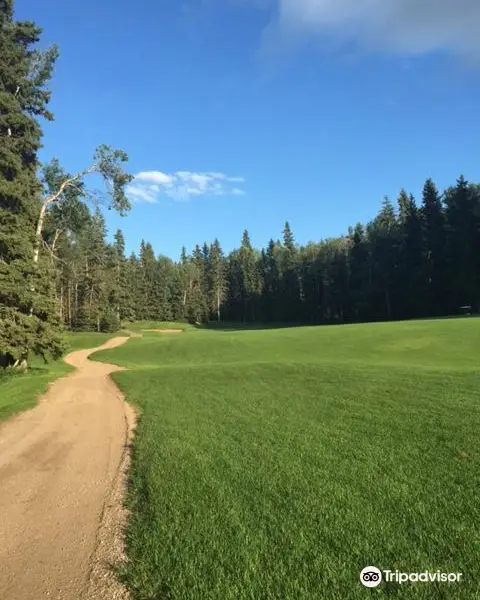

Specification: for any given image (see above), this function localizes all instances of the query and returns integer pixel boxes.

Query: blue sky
[16,0,480,259]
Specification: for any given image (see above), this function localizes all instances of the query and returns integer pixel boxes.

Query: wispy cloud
[127,171,246,203]
[246,0,480,60]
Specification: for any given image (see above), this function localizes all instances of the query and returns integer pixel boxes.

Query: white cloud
[126,185,159,204]
[205,172,246,183]
[254,0,480,59]
[135,171,174,185]
[126,170,246,203]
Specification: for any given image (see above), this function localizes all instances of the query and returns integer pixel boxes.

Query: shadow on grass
[415,313,480,321]
[194,321,312,332]
[0,368,49,381]
[25,366,52,375]
[194,313,480,332]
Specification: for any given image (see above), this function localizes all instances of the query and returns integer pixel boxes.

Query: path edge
[82,340,137,600]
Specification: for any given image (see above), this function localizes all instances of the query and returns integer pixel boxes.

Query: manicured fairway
[96,319,480,599]
[0,332,116,422]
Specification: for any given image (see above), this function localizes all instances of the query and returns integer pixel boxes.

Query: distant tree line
[1,0,480,367]
[49,175,480,330]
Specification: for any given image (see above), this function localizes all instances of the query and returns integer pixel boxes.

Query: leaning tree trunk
[68,283,72,329]
[74,281,79,327]
[12,357,28,371]
[59,285,64,324]
[33,202,48,265]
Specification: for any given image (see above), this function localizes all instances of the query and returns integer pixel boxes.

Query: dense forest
[51,178,480,330]
[1,0,480,367]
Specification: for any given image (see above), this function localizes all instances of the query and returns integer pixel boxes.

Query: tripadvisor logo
[360,567,382,588]
[360,566,463,588]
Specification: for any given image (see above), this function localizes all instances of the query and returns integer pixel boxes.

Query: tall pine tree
[208,239,227,322]
[421,178,447,316]
[0,1,63,366]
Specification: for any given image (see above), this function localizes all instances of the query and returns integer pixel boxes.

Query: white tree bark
[33,166,94,264]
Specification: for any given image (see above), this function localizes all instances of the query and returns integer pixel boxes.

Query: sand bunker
[142,329,184,334]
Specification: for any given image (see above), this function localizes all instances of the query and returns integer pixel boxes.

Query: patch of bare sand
[0,337,135,600]
[142,328,184,333]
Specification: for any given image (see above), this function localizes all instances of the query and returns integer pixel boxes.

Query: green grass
[106,318,480,372]
[0,331,116,423]
[93,318,480,599]
[123,320,196,333]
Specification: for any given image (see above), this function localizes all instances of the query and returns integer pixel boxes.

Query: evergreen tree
[444,176,478,311]
[188,245,208,322]
[348,224,369,321]
[125,252,141,321]
[138,241,158,320]
[298,242,322,323]
[280,221,300,321]
[261,239,282,322]
[471,184,480,308]
[397,191,423,318]
[77,209,110,331]
[157,256,175,321]
[0,1,62,366]
[314,238,349,323]
[112,229,133,322]
[283,221,295,253]
[174,246,190,321]
[237,230,259,321]
[367,197,399,320]
[397,189,411,225]
[208,239,227,322]
[421,178,447,316]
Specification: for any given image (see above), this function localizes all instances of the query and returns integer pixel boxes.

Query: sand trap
[142,329,184,333]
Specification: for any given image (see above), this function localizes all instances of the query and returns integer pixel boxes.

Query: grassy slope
[95,319,480,600]
[0,332,117,423]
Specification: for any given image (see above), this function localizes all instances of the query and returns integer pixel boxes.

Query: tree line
[50,176,480,330]
[1,0,480,367]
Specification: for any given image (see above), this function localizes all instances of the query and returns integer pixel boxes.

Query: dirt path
[0,337,133,600]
